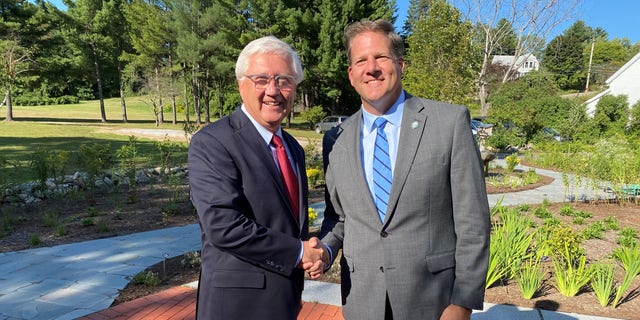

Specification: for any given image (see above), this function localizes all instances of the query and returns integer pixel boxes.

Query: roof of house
[604,50,640,85]
[491,54,538,66]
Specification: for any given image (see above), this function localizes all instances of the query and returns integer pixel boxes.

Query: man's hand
[299,237,329,279]
[440,304,471,320]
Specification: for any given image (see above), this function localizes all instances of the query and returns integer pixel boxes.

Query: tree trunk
[4,86,13,121]
[118,60,128,123]
[155,66,164,124]
[171,95,177,125]
[204,89,210,124]
[192,70,201,125]
[92,44,107,123]
[184,80,190,123]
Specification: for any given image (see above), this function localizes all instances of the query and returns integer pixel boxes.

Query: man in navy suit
[188,36,327,320]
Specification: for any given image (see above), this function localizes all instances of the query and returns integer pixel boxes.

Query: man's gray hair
[235,36,304,84]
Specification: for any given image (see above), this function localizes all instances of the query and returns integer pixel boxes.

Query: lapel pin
[411,121,420,129]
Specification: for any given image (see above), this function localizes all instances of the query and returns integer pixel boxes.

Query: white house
[585,51,640,116]
[491,54,540,78]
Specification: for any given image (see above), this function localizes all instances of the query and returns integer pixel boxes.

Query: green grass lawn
[0,97,323,184]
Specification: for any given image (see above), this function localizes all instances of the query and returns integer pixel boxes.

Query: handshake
[299,237,331,279]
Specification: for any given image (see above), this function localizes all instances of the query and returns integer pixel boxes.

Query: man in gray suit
[320,20,490,320]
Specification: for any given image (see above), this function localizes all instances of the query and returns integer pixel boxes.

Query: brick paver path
[78,286,344,320]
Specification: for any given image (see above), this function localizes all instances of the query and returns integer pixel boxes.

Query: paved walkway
[0,160,625,320]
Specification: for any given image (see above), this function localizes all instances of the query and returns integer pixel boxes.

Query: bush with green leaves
[504,154,520,173]
[593,94,629,135]
[132,271,161,286]
[30,149,70,187]
[617,227,639,248]
[300,106,326,130]
[581,221,606,240]
[181,251,201,268]
[532,206,552,219]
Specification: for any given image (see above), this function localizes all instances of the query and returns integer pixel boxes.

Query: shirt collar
[241,105,283,146]
[362,90,406,133]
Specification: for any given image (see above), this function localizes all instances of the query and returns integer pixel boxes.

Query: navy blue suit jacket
[188,109,309,320]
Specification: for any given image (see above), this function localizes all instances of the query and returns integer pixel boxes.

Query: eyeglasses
[245,74,296,91]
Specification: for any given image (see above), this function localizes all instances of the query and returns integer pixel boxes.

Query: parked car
[315,115,348,134]
[470,119,493,138]
[542,128,567,142]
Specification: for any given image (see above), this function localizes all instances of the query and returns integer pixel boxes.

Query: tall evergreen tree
[400,0,430,38]
[543,21,594,90]
[65,0,127,122]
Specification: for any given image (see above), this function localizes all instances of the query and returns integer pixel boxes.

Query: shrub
[533,206,552,219]
[300,106,326,130]
[306,168,323,187]
[505,154,520,173]
[181,251,201,268]
[581,221,606,240]
[29,233,41,246]
[81,218,95,227]
[43,210,61,227]
[132,271,161,286]
[308,207,318,227]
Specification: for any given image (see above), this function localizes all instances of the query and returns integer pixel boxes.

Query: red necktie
[271,135,300,222]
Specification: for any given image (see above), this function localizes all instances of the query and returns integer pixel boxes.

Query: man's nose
[265,78,280,95]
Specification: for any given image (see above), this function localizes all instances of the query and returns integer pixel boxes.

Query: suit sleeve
[188,129,302,276]
[449,107,491,310]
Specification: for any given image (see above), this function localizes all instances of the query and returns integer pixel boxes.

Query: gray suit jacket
[321,93,490,320]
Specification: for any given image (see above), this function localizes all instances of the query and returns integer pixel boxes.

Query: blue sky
[48,0,639,44]
[395,0,640,44]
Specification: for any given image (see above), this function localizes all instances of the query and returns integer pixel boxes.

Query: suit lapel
[229,110,294,220]
[336,110,381,221]
[385,94,428,226]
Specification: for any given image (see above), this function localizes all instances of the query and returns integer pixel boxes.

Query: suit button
[380,231,388,238]
[380,266,384,272]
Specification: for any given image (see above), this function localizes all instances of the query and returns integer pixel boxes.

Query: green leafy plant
[96,220,110,233]
[0,207,18,238]
[572,216,585,225]
[306,168,323,188]
[581,221,606,240]
[29,233,41,246]
[308,207,318,227]
[505,154,520,173]
[533,206,552,219]
[181,251,201,268]
[154,137,181,180]
[553,244,591,297]
[603,216,619,231]
[132,271,161,286]
[116,136,142,204]
[55,225,68,236]
[590,262,615,307]
[43,209,61,227]
[516,258,544,299]
[486,207,535,288]
[301,106,326,130]
[612,245,640,307]
[81,218,95,227]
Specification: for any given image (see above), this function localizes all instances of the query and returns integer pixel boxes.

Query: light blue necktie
[372,117,392,222]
